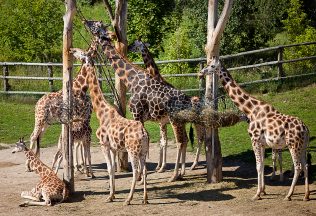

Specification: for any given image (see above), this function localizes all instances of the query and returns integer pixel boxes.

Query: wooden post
[2,65,10,91]
[103,0,129,172]
[278,47,285,78]
[204,0,233,183]
[48,64,54,92]
[62,0,76,193]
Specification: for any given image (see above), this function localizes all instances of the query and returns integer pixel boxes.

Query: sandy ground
[0,141,315,216]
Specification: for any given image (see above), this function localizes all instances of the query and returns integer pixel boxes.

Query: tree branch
[102,0,115,23]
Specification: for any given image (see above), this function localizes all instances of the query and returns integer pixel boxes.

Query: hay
[169,106,242,128]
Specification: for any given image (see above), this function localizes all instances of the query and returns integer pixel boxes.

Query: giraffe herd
[12,20,311,206]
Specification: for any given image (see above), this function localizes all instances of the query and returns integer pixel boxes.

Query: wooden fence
[1,41,316,95]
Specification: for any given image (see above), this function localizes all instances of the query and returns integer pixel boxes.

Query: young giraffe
[128,39,205,171]
[12,138,69,206]
[28,66,93,176]
[51,118,94,178]
[199,58,310,201]
[86,21,200,181]
[70,47,149,205]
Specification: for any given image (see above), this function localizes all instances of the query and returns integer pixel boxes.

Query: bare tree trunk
[62,0,76,192]
[204,0,233,183]
[103,0,128,172]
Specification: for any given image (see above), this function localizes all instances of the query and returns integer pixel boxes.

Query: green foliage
[281,0,316,74]
[127,0,175,56]
[0,0,64,62]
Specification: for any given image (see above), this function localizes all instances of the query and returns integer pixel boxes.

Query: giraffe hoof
[157,168,165,173]
[19,202,28,207]
[190,164,197,170]
[303,196,310,201]
[90,174,96,179]
[106,196,114,202]
[251,195,262,201]
[283,197,291,201]
[142,200,149,205]
[261,191,267,196]
[123,200,131,206]
[168,175,178,182]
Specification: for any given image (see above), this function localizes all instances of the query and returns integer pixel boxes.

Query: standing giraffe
[199,58,310,201]
[12,138,69,206]
[70,47,149,205]
[86,21,201,181]
[28,65,93,176]
[128,39,205,170]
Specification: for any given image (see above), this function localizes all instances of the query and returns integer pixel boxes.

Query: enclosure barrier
[1,41,316,95]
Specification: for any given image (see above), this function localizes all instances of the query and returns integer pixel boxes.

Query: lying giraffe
[28,65,93,177]
[70,47,149,205]
[199,58,310,201]
[128,39,205,171]
[12,138,69,206]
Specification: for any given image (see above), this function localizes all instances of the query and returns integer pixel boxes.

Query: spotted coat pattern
[200,59,310,201]
[128,39,205,171]
[71,48,149,205]
[12,139,68,206]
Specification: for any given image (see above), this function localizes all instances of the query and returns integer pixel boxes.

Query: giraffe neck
[82,63,116,124]
[102,42,142,88]
[218,67,264,118]
[72,65,90,96]
[140,45,173,87]
[140,46,160,79]
[24,150,51,177]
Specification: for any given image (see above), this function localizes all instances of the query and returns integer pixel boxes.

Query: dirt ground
[0,141,315,216]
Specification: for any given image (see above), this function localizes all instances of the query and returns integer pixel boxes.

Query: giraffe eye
[211,65,215,68]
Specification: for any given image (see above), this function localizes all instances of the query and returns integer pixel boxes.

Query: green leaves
[0,0,63,62]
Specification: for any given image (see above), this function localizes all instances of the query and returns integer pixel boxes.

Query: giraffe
[70,47,149,205]
[85,21,202,181]
[27,65,93,175]
[51,118,94,178]
[199,58,310,201]
[128,39,205,171]
[12,138,69,206]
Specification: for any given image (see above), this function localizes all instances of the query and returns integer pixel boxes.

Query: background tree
[0,0,63,62]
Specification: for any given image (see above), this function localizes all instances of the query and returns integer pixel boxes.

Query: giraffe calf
[12,138,69,206]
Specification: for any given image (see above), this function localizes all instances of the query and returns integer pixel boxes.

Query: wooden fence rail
[0,41,315,95]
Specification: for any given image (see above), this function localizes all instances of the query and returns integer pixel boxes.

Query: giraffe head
[128,39,150,53]
[70,48,90,64]
[198,58,221,77]
[12,137,28,153]
[84,20,116,43]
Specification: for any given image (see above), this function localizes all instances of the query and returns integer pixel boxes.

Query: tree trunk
[204,0,233,183]
[62,0,76,192]
[103,0,129,172]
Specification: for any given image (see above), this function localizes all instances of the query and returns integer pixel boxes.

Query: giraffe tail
[61,179,70,203]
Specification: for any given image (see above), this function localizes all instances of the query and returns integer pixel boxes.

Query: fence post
[3,65,10,91]
[278,47,285,78]
[48,64,54,92]
[198,61,205,98]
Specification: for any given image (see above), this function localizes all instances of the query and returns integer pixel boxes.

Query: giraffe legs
[168,123,187,182]
[284,146,309,201]
[156,123,168,173]
[100,144,115,202]
[190,124,204,170]
[252,141,266,200]
[271,149,283,181]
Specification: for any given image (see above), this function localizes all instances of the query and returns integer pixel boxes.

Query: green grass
[1,84,316,180]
